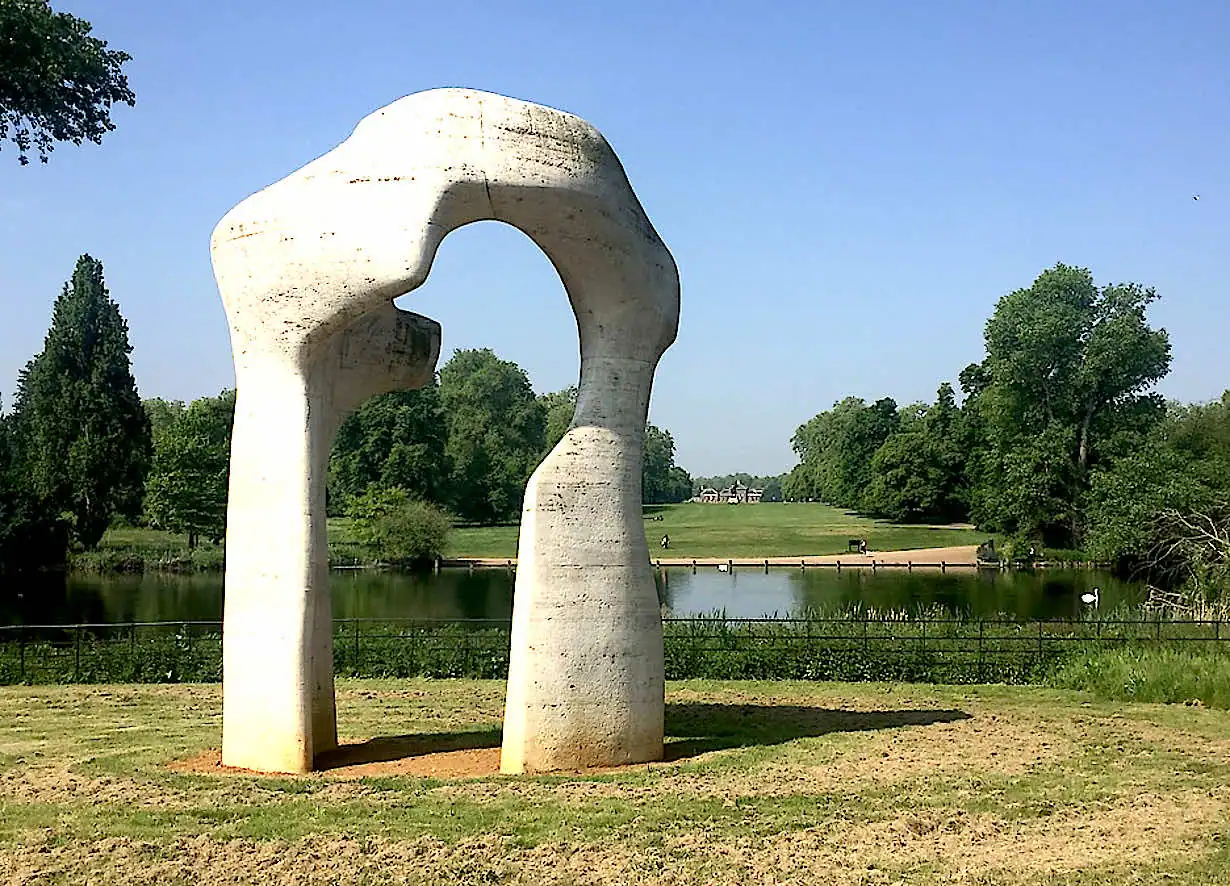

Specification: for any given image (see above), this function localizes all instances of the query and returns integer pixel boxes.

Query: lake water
[1,565,1141,625]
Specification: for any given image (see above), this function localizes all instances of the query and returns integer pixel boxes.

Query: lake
[1,565,1141,625]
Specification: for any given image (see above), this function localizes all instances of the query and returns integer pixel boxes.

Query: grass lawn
[96,504,987,564]
[445,502,987,559]
[2,679,1228,884]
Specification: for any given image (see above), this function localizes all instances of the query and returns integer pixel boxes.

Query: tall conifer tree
[13,254,151,547]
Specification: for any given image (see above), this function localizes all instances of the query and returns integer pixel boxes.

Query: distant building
[698,482,763,504]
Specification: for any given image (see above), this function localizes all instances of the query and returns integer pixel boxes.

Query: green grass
[10,617,1230,703]
[90,503,987,567]
[1046,645,1230,708]
[445,502,986,559]
[1,679,1228,883]
[75,526,226,572]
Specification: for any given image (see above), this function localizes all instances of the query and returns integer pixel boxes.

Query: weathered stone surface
[212,88,679,774]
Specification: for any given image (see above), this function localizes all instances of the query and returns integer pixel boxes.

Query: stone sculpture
[211,88,680,774]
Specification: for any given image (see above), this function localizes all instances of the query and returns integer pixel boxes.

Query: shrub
[346,487,451,566]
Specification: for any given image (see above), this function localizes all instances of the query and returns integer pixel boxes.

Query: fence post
[74,625,82,681]
[352,619,360,675]
[978,620,985,680]
[18,630,25,682]
[862,612,869,654]
[920,615,926,655]
[1038,621,1044,661]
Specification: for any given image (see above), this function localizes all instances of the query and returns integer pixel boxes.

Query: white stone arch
[211,88,680,774]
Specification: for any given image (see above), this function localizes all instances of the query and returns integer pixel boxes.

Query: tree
[11,254,151,547]
[143,397,185,443]
[328,383,448,514]
[0,0,135,164]
[865,383,967,523]
[346,486,451,565]
[974,264,1171,545]
[539,386,577,454]
[787,396,899,509]
[143,391,234,548]
[0,400,68,576]
[1166,392,1230,494]
[1083,436,1208,566]
[643,424,691,504]
[439,349,546,523]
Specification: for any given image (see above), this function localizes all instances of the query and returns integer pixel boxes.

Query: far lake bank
[74,502,1000,573]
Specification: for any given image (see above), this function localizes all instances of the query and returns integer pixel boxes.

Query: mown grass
[73,526,226,573]
[442,502,985,559]
[1,679,1228,884]
[89,503,987,568]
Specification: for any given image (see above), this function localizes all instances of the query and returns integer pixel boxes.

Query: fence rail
[0,614,1226,685]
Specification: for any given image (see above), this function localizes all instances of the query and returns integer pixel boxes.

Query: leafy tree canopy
[786,396,899,509]
[0,0,135,164]
[974,264,1171,544]
[439,349,546,523]
[643,424,692,504]
[539,386,577,454]
[328,382,448,515]
[346,486,451,565]
[143,390,234,548]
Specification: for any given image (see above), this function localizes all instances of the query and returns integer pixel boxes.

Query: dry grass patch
[2,679,1229,884]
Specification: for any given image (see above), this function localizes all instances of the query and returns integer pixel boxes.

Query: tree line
[0,256,696,572]
[784,263,1230,589]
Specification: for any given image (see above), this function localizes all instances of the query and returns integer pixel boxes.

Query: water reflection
[656,566,1141,620]
[0,565,1141,625]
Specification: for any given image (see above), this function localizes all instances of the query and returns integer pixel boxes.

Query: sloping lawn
[445,502,986,559]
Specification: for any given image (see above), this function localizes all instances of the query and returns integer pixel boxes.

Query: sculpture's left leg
[220,305,438,774]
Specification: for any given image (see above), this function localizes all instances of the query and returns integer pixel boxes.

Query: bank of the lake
[73,503,995,573]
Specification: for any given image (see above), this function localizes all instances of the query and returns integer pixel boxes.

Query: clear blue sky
[1,1,1226,475]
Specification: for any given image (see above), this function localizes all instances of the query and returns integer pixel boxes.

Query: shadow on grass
[663,703,971,760]
[315,705,970,768]
[315,729,501,769]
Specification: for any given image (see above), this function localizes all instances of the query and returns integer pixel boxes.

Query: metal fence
[0,614,1226,685]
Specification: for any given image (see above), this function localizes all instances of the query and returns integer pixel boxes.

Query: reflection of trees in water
[5,567,1141,626]
[782,568,1141,620]
[331,569,514,621]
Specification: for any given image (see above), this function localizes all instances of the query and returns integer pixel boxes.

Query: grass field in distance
[94,502,987,563]
[443,501,987,559]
